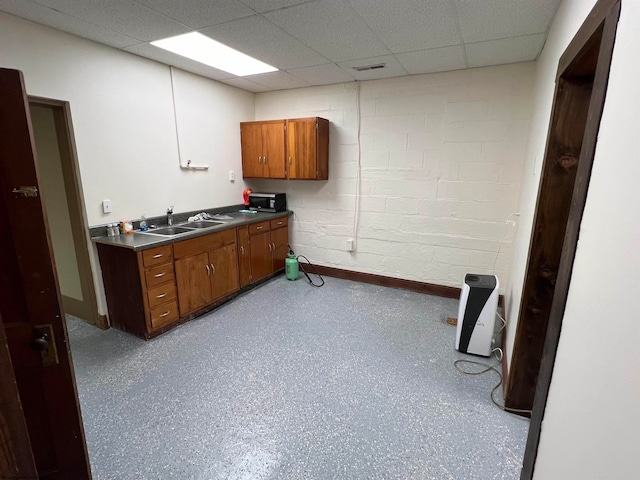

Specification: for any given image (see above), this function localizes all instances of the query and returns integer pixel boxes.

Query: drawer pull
[276,221,283,225]
[206,264,210,276]
[268,243,272,252]
[156,292,168,299]
[154,272,166,278]
[152,253,164,258]
[257,226,263,230]
[240,245,244,255]
[272,243,276,251]
[158,311,171,318]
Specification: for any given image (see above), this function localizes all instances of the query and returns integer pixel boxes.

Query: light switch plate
[228,170,235,182]
[102,199,112,214]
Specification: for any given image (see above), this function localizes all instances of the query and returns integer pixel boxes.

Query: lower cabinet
[174,229,239,317]
[238,217,289,286]
[97,215,288,340]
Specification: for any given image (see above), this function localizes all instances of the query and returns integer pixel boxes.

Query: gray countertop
[91,210,291,251]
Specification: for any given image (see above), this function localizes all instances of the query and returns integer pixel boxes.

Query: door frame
[520,0,621,477]
[28,96,103,328]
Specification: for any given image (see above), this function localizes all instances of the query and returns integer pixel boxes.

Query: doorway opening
[27,98,103,328]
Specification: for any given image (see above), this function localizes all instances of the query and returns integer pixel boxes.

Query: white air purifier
[455,274,499,357]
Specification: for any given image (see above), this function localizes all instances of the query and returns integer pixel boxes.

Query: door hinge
[12,186,38,197]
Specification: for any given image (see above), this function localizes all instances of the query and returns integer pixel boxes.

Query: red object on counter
[243,188,253,206]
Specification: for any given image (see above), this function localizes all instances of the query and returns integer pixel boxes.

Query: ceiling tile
[238,0,309,13]
[220,77,273,92]
[350,0,459,53]
[242,70,311,90]
[465,34,546,68]
[124,43,237,80]
[265,0,390,62]
[135,0,254,29]
[0,0,139,47]
[33,0,189,41]
[288,63,354,86]
[396,45,466,75]
[454,0,560,43]
[337,55,408,82]
[200,15,329,70]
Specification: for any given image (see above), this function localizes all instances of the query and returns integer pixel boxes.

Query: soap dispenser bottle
[140,215,148,232]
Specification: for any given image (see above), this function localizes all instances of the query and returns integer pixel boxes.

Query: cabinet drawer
[142,244,173,268]
[249,221,270,235]
[149,300,179,330]
[174,228,236,259]
[144,263,175,289]
[147,283,177,310]
[270,217,288,230]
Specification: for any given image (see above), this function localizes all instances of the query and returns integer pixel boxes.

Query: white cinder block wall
[253,63,534,291]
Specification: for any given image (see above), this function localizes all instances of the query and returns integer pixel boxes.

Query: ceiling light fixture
[151,32,277,77]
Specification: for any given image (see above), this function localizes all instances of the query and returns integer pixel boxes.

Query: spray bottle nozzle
[287,244,295,256]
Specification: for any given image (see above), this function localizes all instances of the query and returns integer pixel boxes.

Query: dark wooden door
[262,121,286,178]
[287,118,317,179]
[210,243,239,301]
[175,252,213,316]
[250,231,272,282]
[237,226,251,287]
[240,123,263,178]
[0,68,90,479]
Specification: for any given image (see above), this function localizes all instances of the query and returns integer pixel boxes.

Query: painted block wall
[0,12,254,314]
[528,1,640,479]
[253,63,534,291]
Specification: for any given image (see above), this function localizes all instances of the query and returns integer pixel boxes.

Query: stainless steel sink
[183,220,226,229]
[140,226,195,236]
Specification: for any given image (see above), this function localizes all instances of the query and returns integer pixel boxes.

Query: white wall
[0,12,254,315]
[532,1,640,479]
[254,64,533,291]
[504,0,598,366]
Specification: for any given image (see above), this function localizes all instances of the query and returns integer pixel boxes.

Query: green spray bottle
[285,245,299,281]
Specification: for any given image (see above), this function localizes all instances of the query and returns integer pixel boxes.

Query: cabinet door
[271,226,289,271]
[287,118,317,179]
[262,122,286,178]
[210,243,240,302]
[241,123,264,178]
[237,226,251,287]
[250,231,272,282]
[175,252,213,316]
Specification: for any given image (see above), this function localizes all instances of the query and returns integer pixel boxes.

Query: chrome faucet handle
[167,205,174,214]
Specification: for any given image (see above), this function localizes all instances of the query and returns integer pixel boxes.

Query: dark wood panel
[97,244,147,339]
[149,300,179,330]
[249,231,272,283]
[146,283,177,310]
[263,121,286,178]
[271,226,288,271]
[248,220,270,236]
[270,217,288,230]
[143,262,175,290]
[506,77,594,412]
[287,118,317,179]
[240,122,263,178]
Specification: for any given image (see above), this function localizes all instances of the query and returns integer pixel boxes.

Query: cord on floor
[454,347,532,415]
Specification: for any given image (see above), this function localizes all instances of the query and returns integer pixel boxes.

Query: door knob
[30,333,49,352]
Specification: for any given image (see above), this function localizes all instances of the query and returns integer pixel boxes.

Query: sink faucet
[167,206,174,226]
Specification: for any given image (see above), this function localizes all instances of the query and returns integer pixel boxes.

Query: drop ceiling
[0,0,561,92]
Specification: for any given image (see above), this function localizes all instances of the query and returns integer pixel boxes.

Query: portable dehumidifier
[455,274,499,357]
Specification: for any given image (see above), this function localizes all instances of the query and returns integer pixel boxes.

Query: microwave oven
[248,193,287,212]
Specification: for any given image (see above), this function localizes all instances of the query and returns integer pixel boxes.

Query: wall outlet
[228,170,235,182]
[346,238,355,252]
[102,199,112,214]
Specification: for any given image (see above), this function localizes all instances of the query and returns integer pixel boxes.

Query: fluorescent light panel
[151,32,277,77]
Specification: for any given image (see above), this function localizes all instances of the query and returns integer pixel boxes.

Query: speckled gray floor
[66,276,529,480]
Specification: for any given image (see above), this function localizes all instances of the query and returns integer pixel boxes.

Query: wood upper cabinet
[287,117,329,180]
[240,117,328,180]
[174,229,239,316]
[240,120,286,179]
